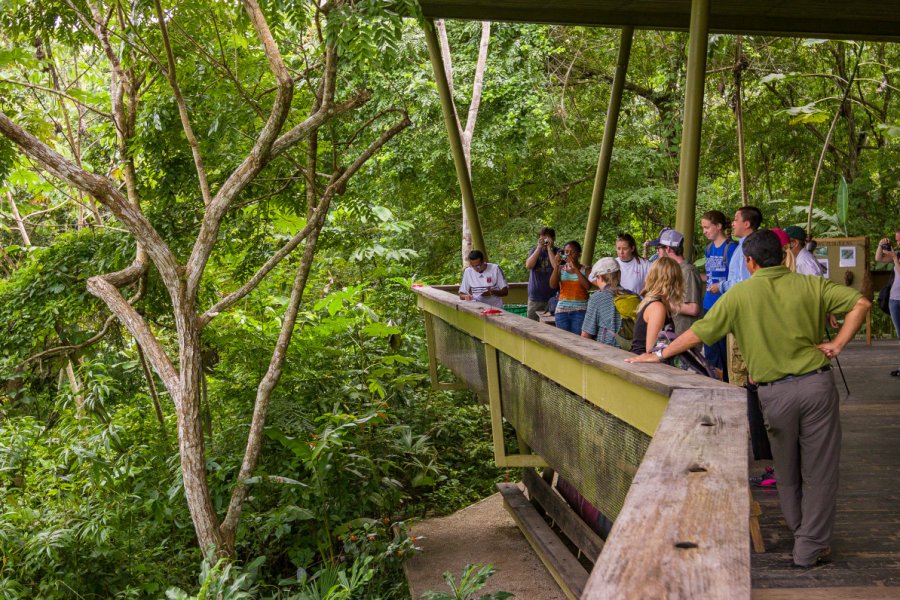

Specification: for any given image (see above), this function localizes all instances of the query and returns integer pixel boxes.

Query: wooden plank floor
[751,340,900,594]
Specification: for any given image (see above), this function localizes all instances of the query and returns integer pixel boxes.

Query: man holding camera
[876,229,900,364]
[524,227,559,320]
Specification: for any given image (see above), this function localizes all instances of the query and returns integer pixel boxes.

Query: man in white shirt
[459,250,509,308]
[785,226,825,276]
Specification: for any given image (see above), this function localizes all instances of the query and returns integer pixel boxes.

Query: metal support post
[675,0,711,261]
[422,19,488,259]
[583,27,634,266]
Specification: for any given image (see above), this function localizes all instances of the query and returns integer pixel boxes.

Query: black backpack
[878,271,895,315]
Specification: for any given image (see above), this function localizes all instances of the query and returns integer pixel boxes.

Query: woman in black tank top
[631,257,682,355]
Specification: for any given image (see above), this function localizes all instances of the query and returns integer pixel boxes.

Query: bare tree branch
[0,114,182,287]
[219,224,322,543]
[199,191,333,326]
[5,191,32,246]
[153,0,213,206]
[24,315,116,364]
[86,275,178,393]
[464,22,491,142]
[183,0,296,300]
[0,78,113,120]
[219,111,410,540]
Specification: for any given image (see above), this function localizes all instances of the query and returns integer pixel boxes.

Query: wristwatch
[654,347,665,360]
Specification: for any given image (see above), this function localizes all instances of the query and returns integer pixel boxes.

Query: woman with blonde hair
[771,228,796,272]
[631,257,684,355]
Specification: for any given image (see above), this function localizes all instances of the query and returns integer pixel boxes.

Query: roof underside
[418,1,900,42]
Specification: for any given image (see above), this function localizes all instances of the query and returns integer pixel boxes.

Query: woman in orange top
[550,240,591,334]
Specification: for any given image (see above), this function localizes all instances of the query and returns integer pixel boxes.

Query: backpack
[611,291,641,351]
[706,239,736,277]
[651,324,719,380]
[878,271,895,315]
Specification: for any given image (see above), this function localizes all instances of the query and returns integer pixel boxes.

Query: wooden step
[497,482,589,600]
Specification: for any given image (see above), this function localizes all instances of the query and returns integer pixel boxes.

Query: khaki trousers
[758,370,841,566]
[727,333,748,387]
[526,299,549,321]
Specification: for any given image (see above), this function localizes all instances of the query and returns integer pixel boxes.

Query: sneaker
[750,466,776,487]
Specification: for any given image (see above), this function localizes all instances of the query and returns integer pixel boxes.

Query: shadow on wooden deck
[751,340,900,596]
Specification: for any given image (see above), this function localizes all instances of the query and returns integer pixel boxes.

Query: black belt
[758,365,831,387]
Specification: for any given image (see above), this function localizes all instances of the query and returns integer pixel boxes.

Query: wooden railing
[413,284,750,599]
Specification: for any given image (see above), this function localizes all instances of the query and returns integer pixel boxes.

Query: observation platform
[751,339,900,597]
[413,283,900,599]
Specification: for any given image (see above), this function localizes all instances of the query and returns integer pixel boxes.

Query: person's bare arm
[642,301,667,354]
[875,238,893,263]
[626,330,702,363]
[549,250,561,288]
[679,302,702,317]
[817,297,871,358]
[525,242,542,269]
[573,263,591,291]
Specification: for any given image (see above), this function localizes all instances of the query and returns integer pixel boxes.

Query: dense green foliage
[0,2,898,596]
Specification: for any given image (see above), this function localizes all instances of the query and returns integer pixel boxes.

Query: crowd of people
[457,208,898,569]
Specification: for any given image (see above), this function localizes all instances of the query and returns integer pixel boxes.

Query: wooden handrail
[412,284,750,599]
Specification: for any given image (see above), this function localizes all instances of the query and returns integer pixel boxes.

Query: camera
[560,252,569,262]
[881,242,893,252]
[542,239,550,246]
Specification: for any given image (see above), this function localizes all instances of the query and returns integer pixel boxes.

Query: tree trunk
[733,36,749,204]
[437,20,491,265]
[175,316,228,557]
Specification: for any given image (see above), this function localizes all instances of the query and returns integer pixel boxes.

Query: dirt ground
[404,489,567,600]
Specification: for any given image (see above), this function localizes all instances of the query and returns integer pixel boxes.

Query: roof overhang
[418,1,900,42]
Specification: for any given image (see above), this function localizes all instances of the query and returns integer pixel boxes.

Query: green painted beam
[421,19,488,260]
[583,26,633,266]
[416,291,669,435]
[417,1,900,42]
[675,0,710,261]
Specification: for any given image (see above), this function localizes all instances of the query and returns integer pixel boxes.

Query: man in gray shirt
[656,228,703,334]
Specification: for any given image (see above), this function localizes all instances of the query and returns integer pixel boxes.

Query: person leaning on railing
[628,229,872,569]
[629,257,683,356]
[458,250,508,309]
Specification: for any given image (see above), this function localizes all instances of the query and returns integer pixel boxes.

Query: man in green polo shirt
[628,229,871,568]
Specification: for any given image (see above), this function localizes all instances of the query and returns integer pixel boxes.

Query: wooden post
[582,27,634,266]
[423,311,466,390]
[484,342,547,468]
[422,19,487,259]
[423,312,440,388]
[675,0,711,262]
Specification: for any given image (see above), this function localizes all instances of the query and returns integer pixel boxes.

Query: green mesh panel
[497,351,650,520]
[432,318,487,398]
